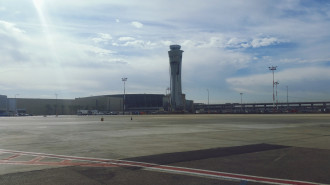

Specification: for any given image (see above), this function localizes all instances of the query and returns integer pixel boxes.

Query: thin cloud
[250,37,280,48]
[118,37,135,41]
[131,21,143,28]
[0,20,25,34]
[92,33,112,44]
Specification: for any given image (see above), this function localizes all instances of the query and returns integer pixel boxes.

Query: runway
[0,114,329,184]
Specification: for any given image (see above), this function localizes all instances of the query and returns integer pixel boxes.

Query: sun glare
[33,0,43,14]
[32,0,66,91]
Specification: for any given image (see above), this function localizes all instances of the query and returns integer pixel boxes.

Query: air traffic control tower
[168,45,184,111]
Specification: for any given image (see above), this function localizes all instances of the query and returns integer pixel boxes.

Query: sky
[1,0,330,103]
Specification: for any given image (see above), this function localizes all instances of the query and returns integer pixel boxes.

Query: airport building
[195,101,330,113]
[3,94,329,115]
[0,94,194,116]
[4,96,122,115]
[74,96,122,114]
[109,94,164,113]
[0,95,8,116]
[74,94,193,114]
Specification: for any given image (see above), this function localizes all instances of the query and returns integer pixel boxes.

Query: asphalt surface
[0,114,330,184]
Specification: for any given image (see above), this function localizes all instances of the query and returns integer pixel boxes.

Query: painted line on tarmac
[0,149,326,185]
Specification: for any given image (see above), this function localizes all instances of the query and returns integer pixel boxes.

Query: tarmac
[0,114,330,184]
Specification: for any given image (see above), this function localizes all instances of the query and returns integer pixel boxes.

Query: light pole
[240,93,243,113]
[166,87,170,95]
[15,94,19,116]
[274,81,279,110]
[55,93,58,116]
[122,77,127,113]
[166,87,170,111]
[268,66,277,112]
[207,89,209,113]
[206,89,209,105]
[286,85,289,111]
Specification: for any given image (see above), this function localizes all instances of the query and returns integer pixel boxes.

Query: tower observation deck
[168,45,184,111]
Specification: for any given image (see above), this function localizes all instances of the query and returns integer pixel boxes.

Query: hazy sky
[1,0,330,103]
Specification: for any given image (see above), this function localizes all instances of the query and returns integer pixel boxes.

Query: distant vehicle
[77,110,89,115]
[77,110,105,115]
[90,110,99,115]
[19,113,30,116]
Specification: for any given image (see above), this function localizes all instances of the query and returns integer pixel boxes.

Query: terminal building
[0,94,194,116]
[0,95,8,116]
[74,94,170,114]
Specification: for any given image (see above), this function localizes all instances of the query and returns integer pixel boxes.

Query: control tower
[168,45,184,111]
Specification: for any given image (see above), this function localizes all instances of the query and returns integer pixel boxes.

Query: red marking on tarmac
[0,149,326,185]
[2,154,21,161]
[29,156,45,163]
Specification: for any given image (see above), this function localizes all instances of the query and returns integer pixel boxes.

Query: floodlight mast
[268,66,277,112]
[274,81,279,110]
[15,94,19,116]
[55,93,58,116]
[286,85,289,111]
[207,89,209,113]
[240,93,243,113]
[166,87,170,95]
[122,77,127,113]
[207,89,209,105]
